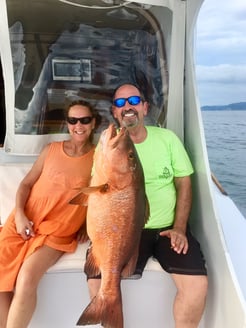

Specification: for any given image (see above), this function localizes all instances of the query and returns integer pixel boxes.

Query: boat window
[3,0,170,154]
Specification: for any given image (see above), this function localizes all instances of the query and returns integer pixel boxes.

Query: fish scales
[71,124,148,328]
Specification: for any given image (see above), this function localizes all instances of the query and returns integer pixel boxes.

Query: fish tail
[76,292,123,328]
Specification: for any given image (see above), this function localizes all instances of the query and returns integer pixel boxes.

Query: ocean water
[201,110,246,218]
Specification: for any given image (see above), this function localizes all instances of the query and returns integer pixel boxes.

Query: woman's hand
[15,210,35,240]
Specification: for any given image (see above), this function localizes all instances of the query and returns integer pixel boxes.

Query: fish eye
[128,152,135,160]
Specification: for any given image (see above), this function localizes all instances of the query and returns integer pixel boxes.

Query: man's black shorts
[134,225,207,276]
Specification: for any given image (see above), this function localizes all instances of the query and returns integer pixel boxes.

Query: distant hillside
[201,102,246,111]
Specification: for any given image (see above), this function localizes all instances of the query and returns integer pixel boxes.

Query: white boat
[0,0,246,327]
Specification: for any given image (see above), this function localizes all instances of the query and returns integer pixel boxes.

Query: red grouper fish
[70,123,149,328]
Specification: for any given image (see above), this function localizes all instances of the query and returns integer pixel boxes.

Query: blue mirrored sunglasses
[67,116,93,125]
[113,96,142,108]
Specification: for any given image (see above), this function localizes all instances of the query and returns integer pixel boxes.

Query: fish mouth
[99,123,130,154]
[107,124,127,140]
[100,124,117,146]
[108,123,118,139]
[101,124,128,150]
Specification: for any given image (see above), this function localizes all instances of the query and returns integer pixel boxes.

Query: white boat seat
[0,162,163,274]
[46,242,162,274]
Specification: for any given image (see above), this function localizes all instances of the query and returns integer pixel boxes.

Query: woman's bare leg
[0,292,13,328]
[87,278,101,299]
[6,245,63,328]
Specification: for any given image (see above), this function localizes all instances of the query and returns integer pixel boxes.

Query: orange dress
[0,141,95,291]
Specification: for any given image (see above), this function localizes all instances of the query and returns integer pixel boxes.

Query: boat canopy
[0,0,186,155]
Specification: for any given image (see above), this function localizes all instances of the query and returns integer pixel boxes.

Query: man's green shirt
[134,126,194,229]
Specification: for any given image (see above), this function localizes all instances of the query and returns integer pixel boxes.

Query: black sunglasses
[113,96,142,108]
[67,116,93,125]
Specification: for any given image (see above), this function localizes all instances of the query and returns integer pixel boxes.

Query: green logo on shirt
[159,167,171,179]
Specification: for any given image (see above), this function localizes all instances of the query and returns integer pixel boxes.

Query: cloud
[195,0,246,105]
[196,64,246,84]
[196,81,246,107]
[196,64,246,106]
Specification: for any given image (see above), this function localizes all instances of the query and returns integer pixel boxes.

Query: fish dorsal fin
[69,184,109,205]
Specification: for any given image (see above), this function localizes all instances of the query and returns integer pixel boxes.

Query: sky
[195,0,246,106]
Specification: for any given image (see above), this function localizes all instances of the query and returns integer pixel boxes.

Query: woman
[0,100,98,328]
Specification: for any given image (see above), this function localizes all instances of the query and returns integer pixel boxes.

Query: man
[88,83,208,328]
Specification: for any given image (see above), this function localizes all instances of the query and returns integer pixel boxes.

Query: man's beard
[121,109,139,128]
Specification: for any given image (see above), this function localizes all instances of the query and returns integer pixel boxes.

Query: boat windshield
[2,0,170,154]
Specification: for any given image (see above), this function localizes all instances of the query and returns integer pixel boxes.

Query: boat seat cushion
[0,163,162,273]
[0,163,32,226]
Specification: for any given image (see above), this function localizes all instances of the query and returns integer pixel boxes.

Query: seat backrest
[0,163,32,225]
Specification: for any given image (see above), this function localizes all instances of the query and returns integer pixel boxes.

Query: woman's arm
[15,145,50,239]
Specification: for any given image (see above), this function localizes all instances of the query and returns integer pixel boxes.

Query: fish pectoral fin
[69,184,109,205]
[69,192,88,206]
[80,183,109,194]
